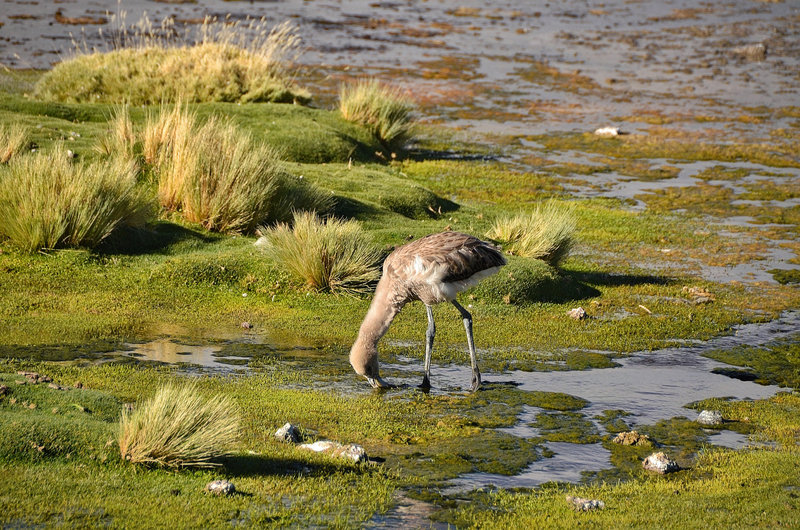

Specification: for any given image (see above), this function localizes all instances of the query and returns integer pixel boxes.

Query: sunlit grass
[339,79,415,150]
[0,145,152,251]
[95,106,137,160]
[0,123,29,163]
[487,202,576,266]
[34,19,309,105]
[118,382,238,468]
[256,211,382,293]
[141,105,331,233]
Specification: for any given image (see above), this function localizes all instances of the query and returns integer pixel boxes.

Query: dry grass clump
[1,123,29,163]
[144,106,330,233]
[256,211,382,293]
[339,79,415,149]
[34,18,309,105]
[95,107,137,160]
[488,202,576,267]
[0,145,152,251]
[118,383,238,469]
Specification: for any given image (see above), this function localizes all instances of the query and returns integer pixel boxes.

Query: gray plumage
[349,231,506,391]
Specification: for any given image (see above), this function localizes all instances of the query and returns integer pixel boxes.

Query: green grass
[119,383,239,468]
[339,79,415,150]
[0,145,153,251]
[256,211,382,293]
[0,123,29,163]
[487,202,576,266]
[1,62,800,527]
[34,19,309,105]
[148,107,330,232]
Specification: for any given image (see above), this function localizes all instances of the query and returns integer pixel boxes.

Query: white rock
[275,422,301,443]
[594,126,620,137]
[643,452,680,474]
[567,307,587,320]
[566,495,605,511]
[205,480,235,496]
[697,410,723,426]
[299,440,368,463]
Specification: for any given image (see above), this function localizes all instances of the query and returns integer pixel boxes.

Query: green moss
[703,336,800,389]
[530,411,601,443]
[528,132,800,168]
[469,257,596,305]
[770,269,800,285]
[594,409,633,433]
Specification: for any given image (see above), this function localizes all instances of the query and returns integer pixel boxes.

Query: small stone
[275,422,302,444]
[240,321,252,330]
[567,307,587,320]
[643,452,680,474]
[697,410,724,426]
[74,381,83,389]
[16,380,27,385]
[48,383,64,390]
[299,440,368,463]
[0,385,9,396]
[612,430,653,447]
[594,126,620,137]
[566,495,605,511]
[205,480,236,496]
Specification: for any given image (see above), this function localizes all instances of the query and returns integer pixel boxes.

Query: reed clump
[118,383,239,468]
[488,202,576,267]
[34,19,309,105]
[256,211,382,293]
[143,106,331,233]
[1,123,29,163]
[0,146,152,251]
[339,79,415,150]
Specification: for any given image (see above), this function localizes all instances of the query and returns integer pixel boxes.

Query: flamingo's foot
[366,375,395,389]
[418,375,431,392]
[470,371,482,393]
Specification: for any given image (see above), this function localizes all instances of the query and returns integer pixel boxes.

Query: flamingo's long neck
[350,278,403,378]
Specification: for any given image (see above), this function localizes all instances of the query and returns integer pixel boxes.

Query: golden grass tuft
[1,123,29,163]
[119,383,239,469]
[34,19,309,105]
[95,107,137,160]
[339,79,415,149]
[144,106,330,232]
[487,202,577,267]
[0,145,152,251]
[256,211,382,293]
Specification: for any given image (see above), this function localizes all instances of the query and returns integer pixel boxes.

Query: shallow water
[115,312,797,490]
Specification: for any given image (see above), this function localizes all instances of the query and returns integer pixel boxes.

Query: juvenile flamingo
[349,231,506,391]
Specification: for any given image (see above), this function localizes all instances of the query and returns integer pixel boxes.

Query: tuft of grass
[256,211,382,293]
[145,105,331,232]
[118,382,239,469]
[0,145,152,251]
[339,79,415,150]
[94,106,137,160]
[1,123,29,163]
[34,19,309,105]
[487,202,576,266]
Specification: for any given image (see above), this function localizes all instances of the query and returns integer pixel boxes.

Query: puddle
[366,494,448,530]
[446,442,610,492]
[120,339,250,369]
[383,311,796,490]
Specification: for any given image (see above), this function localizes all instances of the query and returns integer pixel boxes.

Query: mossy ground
[1,71,799,527]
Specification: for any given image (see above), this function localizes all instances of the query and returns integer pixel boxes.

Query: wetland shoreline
[0,0,798,527]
